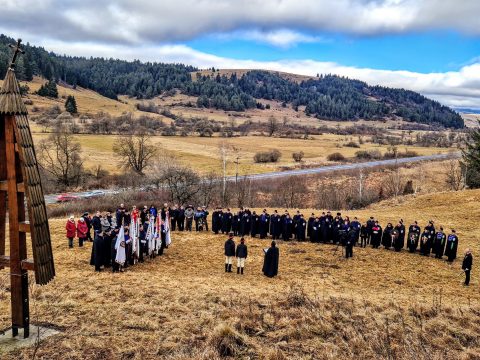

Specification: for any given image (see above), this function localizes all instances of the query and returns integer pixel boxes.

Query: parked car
[56,194,79,203]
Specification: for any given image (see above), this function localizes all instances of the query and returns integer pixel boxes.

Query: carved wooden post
[0,39,55,339]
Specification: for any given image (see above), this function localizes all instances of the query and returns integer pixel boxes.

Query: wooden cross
[8,38,25,69]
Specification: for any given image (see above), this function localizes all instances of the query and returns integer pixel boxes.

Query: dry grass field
[1,189,479,359]
[30,131,455,176]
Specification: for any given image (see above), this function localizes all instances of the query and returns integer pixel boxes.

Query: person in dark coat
[90,230,105,272]
[270,210,281,240]
[177,205,185,231]
[116,204,127,228]
[82,212,93,242]
[419,231,431,256]
[433,227,447,259]
[445,230,459,262]
[371,221,382,248]
[407,221,421,253]
[345,229,355,258]
[282,214,293,241]
[91,211,102,235]
[462,249,473,286]
[366,216,375,245]
[224,233,236,273]
[212,208,222,234]
[222,209,233,234]
[350,217,361,245]
[325,211,334,243]
[138,224,147,263]
[250,211,259,238]
[307,213,315,239]
[140,206,149,226]
[333,213,343,244]
[360,223,369,248]
[393,220,405,251]
[259,210,270,239]
[170,205,178,231]
[235,237,248,274]
[232,212,240,236]
[241,210,251,237]
[310,217,321,243]
[262,241,279,278]
[296,215,307,241]
[382,223,394,249]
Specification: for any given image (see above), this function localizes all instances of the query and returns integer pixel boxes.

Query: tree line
[0,34,463,128]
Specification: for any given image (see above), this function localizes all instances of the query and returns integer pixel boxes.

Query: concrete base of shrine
[0,325,59,355]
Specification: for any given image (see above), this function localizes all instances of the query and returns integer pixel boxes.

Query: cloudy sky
[1,0,480,109]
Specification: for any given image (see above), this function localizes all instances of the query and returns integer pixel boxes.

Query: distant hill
[0,34,463,128]
[455,107,480,115]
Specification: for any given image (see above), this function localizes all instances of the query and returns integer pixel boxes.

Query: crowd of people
[66,203,172,272]
[66,204,473,285]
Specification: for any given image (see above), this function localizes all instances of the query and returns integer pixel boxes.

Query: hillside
[1,189,479,359]
[0,34,463,128]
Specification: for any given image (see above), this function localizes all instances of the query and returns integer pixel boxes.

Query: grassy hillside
[1,189,479,359]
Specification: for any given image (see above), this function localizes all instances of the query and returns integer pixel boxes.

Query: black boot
[228,264,232,273]
[237,267,240,274]
[225,264,228,272]
[241,267,244,275]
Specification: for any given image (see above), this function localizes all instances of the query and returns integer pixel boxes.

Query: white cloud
[233,29,326,48]
[1,0,480,44]
[26,39,480,109]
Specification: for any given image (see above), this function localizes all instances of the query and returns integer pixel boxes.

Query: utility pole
[234,156,240,184]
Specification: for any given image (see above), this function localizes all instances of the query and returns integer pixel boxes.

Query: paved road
[45,152,459,204]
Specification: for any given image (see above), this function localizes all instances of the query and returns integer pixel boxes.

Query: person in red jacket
[66,215,77,248]
[77,217,89,247]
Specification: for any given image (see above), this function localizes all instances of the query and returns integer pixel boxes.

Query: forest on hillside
[0,34,463,128]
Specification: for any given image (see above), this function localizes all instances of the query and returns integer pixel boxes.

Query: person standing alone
[462,249,473,286]
[236,238,248,274]
[224,233,236,273]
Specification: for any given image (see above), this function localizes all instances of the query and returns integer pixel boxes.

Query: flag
[115,226,126,265]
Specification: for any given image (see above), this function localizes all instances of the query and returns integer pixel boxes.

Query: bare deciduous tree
[445,159,465,191]
[274,177,308,208]
[113,130,157,175]
[267,116,279,137]
[37,127,84,187]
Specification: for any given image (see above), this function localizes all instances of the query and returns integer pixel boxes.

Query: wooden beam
[0,180,24,192]
[19,221,30,233]
[0,256,34,271]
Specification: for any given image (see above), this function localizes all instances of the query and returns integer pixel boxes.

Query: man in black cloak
[270,210,282,240]
[333,212,343,244]
[282,214,293,241]
[259,209,270,239]
[296,214,307,241]
[419,230,431,256]
[324,211,334,243]
[462,249,473,286]
[212,208,222,234]
[393,220,405,251]
[382,223,394,249]
[371,221,382,248]
[222,208,233,234]
[433,227,447,259]
[307,213,315,239]
[263,241,279,278]
[360,223,369,248]
[445,229,459,262]
[90,230,105,272]
[310,217,320,243]
[241,209,251,237]
[177,206,185,231]
[345,229,355,258]
[407,221,421,253]
[232,211,240,236]
[250,211,259,238]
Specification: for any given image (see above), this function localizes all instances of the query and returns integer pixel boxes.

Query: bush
[355,149,382,160]
[292,151,304,162]
[254,149,281,163]
[344,141,360,148]
[327,152,346,162]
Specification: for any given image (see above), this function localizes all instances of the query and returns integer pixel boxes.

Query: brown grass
[1,189,480,359]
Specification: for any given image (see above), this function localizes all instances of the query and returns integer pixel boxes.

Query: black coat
[263,246,279,278]
[222,212,233,233]
[224,239,236,256]
[236,243,248,258]
[445,234,458,261]
[92,216,102,233]
[90,233,105,270]
[462,254,473,270]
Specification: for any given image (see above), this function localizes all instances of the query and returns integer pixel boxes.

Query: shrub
[344,141,360,148]
[355,149,382,160]
[254,149,281,163]
[292,151,304,162]
[327,152,346,162]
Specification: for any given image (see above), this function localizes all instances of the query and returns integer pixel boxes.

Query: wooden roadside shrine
[0,39,55,338]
